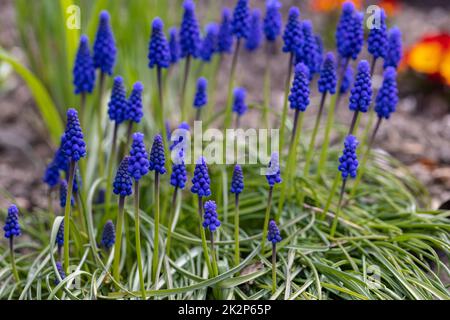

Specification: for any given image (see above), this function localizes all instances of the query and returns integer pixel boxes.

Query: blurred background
[0,0,449,211]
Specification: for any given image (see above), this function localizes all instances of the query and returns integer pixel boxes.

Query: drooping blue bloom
[43,161,60,188]
[108,76,127,124]
[336,2,364,60]
[59,180,74,208]
[232,87,248,117]
[56,219,64,248]
[179,0,201,58]
[149,134,166,175]
[4,204,21,239]
[170,122,190,151]
[168,27,180,64]
[191,157,211,198]
[384,26,402,69]
[338,135,359,179]
[245,9,262,51]
[266,152,282,187]
[55,261,66,285]
[93,10,116,75]
[267,220,282,244]
[368,9,388,61]
[375,67,398,119]
[100,220,115,249]
[73,35,96,94]
[232,0,250,39]
[202,200,221,232]
[230,164,244,195]
[125,82,144,123]
[62,109,86,162]
[193,77,208,108]
[296,21,320,78]
[318,52,337,94]
[282,7,302,54]
[148,17,170,69]
[340,65,354,94]
[217,8,234,54]
[289,63,310,111]
[263,0,282,42]
[113,156,133,197]
[199,23,218,62]
[170,149,187,189]
[128,132,149,180]
[349,60,372,112]
[54,136,69,172]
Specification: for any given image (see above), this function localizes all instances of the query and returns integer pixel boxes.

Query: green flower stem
[113,195,125,285]
[271,243,276,294]
[261,186,273,254]
[348,110,360,135]
[157,66,169,163]
[277,110,304,220]
[320,174,341,221]
[133,181,146,299]
[165,187,178,258]
[80,92,86,130]
[97,72,105,179]
[63,160,76,273]
[223,39,241,130]
[104,122,119,222]
[10,237,20,282]
[234,193,240,266]
[360,56,379,147]
[198,196,213,276]
[349,117,383,199]
[180,55,192,121]
[330,179,347,238]
[278,52,294,152]
[121,121,134,160]
[210,231,219,277]
[317,58,349,177]
[262,42,273,129]
[151,172,161,284]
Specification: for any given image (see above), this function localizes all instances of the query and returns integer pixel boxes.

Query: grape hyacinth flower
[149,134,166,283]
[330,135,359,237]
[336,2,364,62]
[55,261,66,285]
[100,220,116,250]
[304,52,337,177]
[128,132,149,298]
[202,200,221,232]
[267,219,282,293]
[288,63,310,149]
[93,11,116,76]
[43,161,60,189]
[367,9,388,73]
[232,87,247,127]
[340,65,354,95]
[193,77,208,120]
[280,6,302,150]
[170,122,190,151]
[384,27,402,70]
[108,76,127,125]
[123,82,144,155]
[200,23,218,62]
[56,219,64,259]
[4,204,21,281]
[112,156,132,282]
[348,60,372,134]
[217,8,233,54]
[232,0,250,40]
[59,180,74,208]
[230,164,244,265]
[148,17,170,69]
[168,27,180,65]
[61,109,85,273]
[73,35,96,96]
[263,0,282,42]
[296,21,320,79]
[262,152,281,253]
[245,9,262,52]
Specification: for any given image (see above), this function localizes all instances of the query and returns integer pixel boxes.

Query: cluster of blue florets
[202,200,221,232]
[338,135,359,180]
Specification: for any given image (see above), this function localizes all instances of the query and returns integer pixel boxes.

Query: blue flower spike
[55,261,66,285]
[297,21,320,78]
[340,65,354,94]
[318,52,337,95]
[191,157,211,198]
[170,149,188,190]
[267,220,282,244]
[245,9,262,51]
[168,27,180,65]
[232,0,250,40]
[217,8,233,54]
[263,0,282,42]
[101,220,116,250]
[375,67,398,120]
[349,60,372,113]
[200,23,218,62]
[232,87,248,117]
[93,10,116,75]
[266,152,282,187]
[194,77,208,109]
[148,17,170,69]
[203,200,221,232]
[282,7,302,54]
[126,82,144,124]
[149,134,166,175]
[289,63,311,112]
[73,35,96,95]
[336,2,364,61]
[368,9,388,62]
[179,0,201,59]
[128,132,150,181]
[4,204,21,239]
[230,165,244,195]
[62,109,86,162]
[338,135,359,180]
[108,76,127,124]
[384,26,402,69]
[113,156,133,197]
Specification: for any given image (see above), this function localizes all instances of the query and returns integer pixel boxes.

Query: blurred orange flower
[404,33,450,86]
[311,0,362,12]
[379,0,401,16]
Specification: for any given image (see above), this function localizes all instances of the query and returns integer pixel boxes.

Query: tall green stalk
[165,187,178,257]
[223,39,241,129]
[97,72,105,179]
[151,172,161,284]
[261,187,273,254]
[234,193,240,266]
[63,160,75,273]
[198,196,213,276]
[330,179,347,238]
[133,182,146,299]
[10,237,20,282]
[180,55,192,121]
[157,67,169,161]
[271,243,277,294]
[320,174,341,221]
[104,122,119,222]
[112,195,125,284]
[278,52,294,151]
